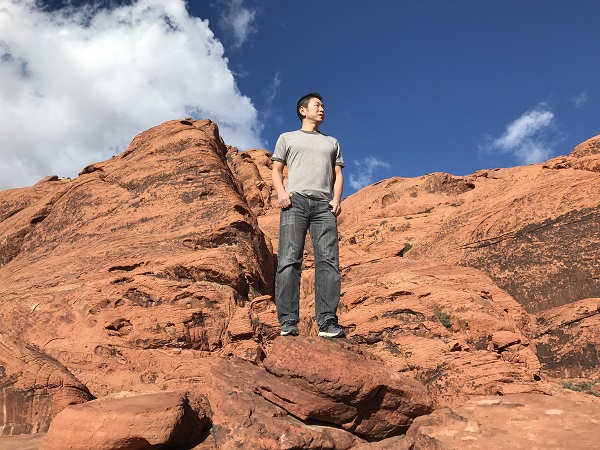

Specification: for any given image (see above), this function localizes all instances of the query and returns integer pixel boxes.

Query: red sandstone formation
[0,333,93,435]
[40,391,210,450]
[256,336,433,439]
[0,122,599,448]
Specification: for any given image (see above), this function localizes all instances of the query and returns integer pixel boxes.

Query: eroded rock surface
[337,158,600,314]
[0,333,92,435]
[569,133,600,158]
[407,392,600,449]
[336,259,547,407]
[0,119,274,397]
[534,297,600,378]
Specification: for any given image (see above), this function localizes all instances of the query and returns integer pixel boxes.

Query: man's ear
[298,106,306,119]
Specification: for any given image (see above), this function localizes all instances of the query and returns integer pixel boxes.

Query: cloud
[260,71,281,123]
[569,92,588,108]
[216,0,257,48]
[481,104,556,165]
[0,0,262,190]
[265,71,281,105]
[348,156,391,190]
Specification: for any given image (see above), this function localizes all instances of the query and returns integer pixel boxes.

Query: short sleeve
[334,140,345,167]
[272,134,287,164]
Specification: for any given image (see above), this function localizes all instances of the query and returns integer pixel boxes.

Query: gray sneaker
[318,319,346,338]
[280,321,299,336]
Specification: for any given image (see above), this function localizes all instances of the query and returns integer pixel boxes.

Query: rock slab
[40,390,209,450]
[255,336,434,439]
[407,392,600,449]
[205,357,361,449]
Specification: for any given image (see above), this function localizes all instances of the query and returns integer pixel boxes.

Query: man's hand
[272,161,291,209]
[330,165,344,217]
[278,190,292,209]
[329,199,342,217]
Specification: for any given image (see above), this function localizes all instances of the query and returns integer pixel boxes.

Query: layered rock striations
[0,122,599,448]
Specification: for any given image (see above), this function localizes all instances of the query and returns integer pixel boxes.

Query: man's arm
[329,165,344,216]
[272,160,291,208]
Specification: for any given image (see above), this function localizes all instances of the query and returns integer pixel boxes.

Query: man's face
[301,98,325,123]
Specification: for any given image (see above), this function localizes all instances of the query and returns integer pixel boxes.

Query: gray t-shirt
[272,130,344,201]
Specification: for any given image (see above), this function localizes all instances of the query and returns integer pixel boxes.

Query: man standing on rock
[271,92,345,338]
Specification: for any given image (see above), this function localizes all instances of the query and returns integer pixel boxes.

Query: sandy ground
[0,434,44,450]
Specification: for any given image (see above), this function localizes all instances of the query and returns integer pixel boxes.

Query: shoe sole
[280,330,299,336]
[318,331,345,338]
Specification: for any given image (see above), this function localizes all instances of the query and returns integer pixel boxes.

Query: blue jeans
[275,194,340,327]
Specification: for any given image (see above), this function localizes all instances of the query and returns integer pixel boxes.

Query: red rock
[0,433,44,450]
[205,357,362,449]
[226,147,275,216]
[337,159,600,313]
[540,134,600,172]
[40,390,209,450]
[0,119,274,396]
[534,297,600,378]
[0,333,93,435]
[334,258,545,407]
[1,118,599,447]
[407,392,600,449]
[490,330,523,351]
[351,435,414,450]
[543,154,600,172]
[570,133,600,157]
[255,336,433,440]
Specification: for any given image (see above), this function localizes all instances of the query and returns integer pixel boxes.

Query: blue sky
[1,0,599,195]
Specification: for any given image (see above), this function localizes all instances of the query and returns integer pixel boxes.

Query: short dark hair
[296,92,322,122]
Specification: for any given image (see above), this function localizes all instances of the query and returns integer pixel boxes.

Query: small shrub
[561,379,600,396]
[434,309,452,330]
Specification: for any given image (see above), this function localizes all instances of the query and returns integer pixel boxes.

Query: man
[271,92,345,338]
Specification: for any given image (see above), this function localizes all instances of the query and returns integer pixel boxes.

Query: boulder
[205,357,362,449]
[255,336,433,439]
[40,390,209,450]
[0,333,93,435]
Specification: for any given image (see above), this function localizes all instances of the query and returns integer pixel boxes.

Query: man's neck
[300,121,320,133]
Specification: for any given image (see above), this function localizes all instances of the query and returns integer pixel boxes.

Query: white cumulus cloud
[0,0,262,190]
[348,156,391,191]
[482,104,556,165]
